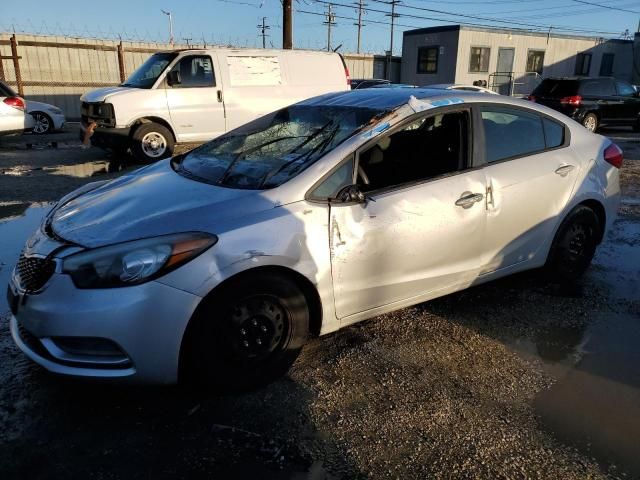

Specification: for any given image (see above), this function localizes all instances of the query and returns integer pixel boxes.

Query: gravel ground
[0,126,638,479]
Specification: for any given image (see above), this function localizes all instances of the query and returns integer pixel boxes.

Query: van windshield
[121,52,178,89]
[173,105,386,189]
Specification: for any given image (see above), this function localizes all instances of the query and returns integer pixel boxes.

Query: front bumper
[79,122,131,150]
[10,273,202,384]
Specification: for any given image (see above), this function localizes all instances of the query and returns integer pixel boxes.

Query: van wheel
[582,113,598,132]
[182,272,309,391]
[131,123,174,163]
[545,206,600,283]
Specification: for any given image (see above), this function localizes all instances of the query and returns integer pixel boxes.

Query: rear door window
[615,80,636,97]
[579,78,615,96]
[481,107,552,163]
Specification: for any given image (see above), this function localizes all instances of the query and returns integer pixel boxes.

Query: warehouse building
[401,25,637,95]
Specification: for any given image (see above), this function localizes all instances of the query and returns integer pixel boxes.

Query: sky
[2,0,638,55]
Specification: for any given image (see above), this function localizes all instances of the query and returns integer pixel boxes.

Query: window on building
[469,47,490,73]
[526,50,545,75]
[574,53,592,76]
[599,53,614,76]
[417,46,439,74]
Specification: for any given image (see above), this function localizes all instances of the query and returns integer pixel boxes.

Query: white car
[429,83,499,95]
[26,100,65,134]
[0,80,34,136]
[10,89,621,387]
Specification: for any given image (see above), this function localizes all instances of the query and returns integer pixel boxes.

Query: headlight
[48,107,63,115]
[62,232,217,288]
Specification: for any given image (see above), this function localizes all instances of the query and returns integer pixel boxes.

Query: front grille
[16,254,55,292]
[81,102,115,127]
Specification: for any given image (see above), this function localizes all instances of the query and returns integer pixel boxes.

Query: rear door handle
[555,165,575,177]
[455,192,484,209]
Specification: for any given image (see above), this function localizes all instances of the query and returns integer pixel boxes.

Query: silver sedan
[9,89,621,388]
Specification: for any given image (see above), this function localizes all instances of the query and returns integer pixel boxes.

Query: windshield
[122,52,177,89]
[174,105,386,189]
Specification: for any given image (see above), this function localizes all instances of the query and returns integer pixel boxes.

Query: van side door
[165,54,226,142]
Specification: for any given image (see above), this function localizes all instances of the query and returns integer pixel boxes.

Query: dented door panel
[329,170,487,319]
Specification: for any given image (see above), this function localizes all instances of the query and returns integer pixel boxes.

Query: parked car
[26,100,66,134]
[80,48,351,162]
[10,88,621,388]
[350,78,390,89]
[528,76,640,132]
[0,80,34,136]
[429,83,499,95]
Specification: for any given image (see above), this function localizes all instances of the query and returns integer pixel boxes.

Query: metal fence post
[10,34,23,96]
[117,41,125,83]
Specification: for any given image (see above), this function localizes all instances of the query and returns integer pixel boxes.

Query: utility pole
[324,4,336,52]
[354,0,366,54]
[283,0,293,49]
[257,17,270,48]
[161,9,174,46]
[183,37,192,48]
[385,0,400,80]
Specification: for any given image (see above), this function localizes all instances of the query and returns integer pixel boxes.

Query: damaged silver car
[9,88,621,387]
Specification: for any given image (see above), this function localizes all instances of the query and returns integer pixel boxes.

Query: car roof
[299,88,475,110]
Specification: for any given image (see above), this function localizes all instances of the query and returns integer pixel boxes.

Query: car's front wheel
[545,206,601,283]
[31,112,53,134]
[582,113,599,132]
[131,122,174,163]
[182,272,310,390]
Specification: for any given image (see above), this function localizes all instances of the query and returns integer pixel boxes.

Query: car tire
[545,206,601,283]
[182,272,310,391]
[131,122,174,163]
[31,112,53,134]
[582,113,599,133]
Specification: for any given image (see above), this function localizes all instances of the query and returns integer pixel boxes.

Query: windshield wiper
[217,135,306,185]
[260,124,341,187]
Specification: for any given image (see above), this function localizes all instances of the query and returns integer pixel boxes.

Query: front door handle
[455,191,484,209]
[555,165,575,177]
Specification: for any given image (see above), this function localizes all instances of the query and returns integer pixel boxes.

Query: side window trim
[306,154,356,203]
[473,103,571,167]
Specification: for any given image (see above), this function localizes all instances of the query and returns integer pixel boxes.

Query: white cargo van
[80,48,351,162]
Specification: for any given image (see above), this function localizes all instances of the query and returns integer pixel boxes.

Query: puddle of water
[1,161,127,178]
[0,202,31,222]
[510,215,640,477]
[0,203,52,313]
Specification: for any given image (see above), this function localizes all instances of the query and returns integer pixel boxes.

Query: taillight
[3,96,25,111]
[345,65,351,86]
[527,95,536,102]
[603,143,623,168]
[560,95,582,106]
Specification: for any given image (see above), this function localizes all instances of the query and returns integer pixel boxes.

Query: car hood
[80,86,136,103]
[50,160,278,248]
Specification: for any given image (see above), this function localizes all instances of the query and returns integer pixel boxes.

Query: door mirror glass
[166,70,181,86]
[336,184,366,204]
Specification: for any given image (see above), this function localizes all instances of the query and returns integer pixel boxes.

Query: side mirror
[166,70,181,86]
[336,184,366,204]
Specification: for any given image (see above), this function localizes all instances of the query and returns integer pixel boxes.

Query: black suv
[528,77,640,132]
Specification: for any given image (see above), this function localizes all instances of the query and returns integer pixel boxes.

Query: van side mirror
[167,70,181,86]
[336,185,366,204]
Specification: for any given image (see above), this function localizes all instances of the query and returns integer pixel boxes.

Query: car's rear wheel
[545,206,601,283]
[31,112,53,134]
[182,272,309,390]
[131,122,174,163]
[582,113,598,132]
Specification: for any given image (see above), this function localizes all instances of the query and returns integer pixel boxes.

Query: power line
[569,0,640,14]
